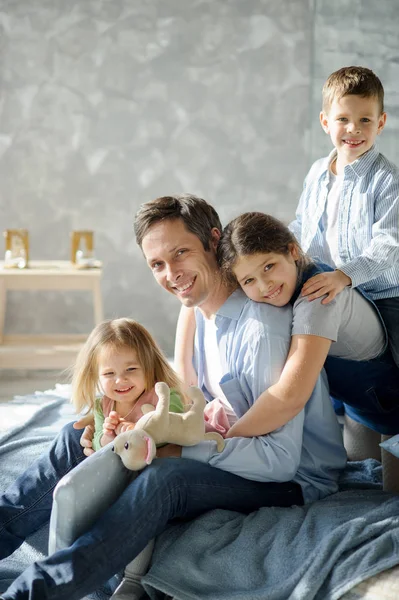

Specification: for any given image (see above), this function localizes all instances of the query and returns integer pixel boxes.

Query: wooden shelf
[0,261,103,370]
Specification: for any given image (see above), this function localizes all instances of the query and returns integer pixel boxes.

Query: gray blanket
[1,391,399,600]
[144,489,399,600]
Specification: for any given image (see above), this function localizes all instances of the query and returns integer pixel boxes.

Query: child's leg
[111,539,154,600]
[343,414,381,461]
[375,297,399,368]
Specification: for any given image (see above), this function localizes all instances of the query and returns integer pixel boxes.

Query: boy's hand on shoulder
[301,270,351,304]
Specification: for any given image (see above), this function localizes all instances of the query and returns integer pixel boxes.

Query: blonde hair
[71,318,184,414]
[322,66,384,114]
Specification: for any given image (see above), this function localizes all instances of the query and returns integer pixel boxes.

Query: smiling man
[143,219,221,310]
[0,194,346,600]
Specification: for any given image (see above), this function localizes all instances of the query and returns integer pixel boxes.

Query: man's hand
[73,414,95,457]
[301,270,351,304]
[156,444,182,458]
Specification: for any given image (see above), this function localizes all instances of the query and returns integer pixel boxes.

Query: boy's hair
[71,318,184,413]
[217,212,308,286]
[134,193,223,251]
[322,66,384,114]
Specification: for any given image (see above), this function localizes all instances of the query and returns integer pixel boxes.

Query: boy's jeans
[375,297,399,369]
[0,425,303,600]
[325,348,399,435]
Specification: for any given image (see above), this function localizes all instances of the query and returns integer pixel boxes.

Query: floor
[0,370,68,403]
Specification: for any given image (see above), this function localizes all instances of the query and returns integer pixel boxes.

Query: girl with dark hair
[175,211,399,443]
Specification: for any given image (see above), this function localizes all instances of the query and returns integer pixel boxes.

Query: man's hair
[217,212,309,286]
[322,66,384,114]
[134,194,222,251]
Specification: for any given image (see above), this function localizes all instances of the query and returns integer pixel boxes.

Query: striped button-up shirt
[289,145,399,300]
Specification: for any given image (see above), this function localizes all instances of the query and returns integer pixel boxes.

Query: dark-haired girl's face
[233,248,299,307]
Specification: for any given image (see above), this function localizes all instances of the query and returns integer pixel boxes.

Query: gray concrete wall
[1,0,398,356]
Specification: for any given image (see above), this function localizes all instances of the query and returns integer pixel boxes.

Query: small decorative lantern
[70,230,95,268]
[3,229,29,268]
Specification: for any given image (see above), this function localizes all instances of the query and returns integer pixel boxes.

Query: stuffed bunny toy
[112,382,225,470]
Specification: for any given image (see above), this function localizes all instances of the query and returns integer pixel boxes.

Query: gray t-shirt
[292,286,385,360]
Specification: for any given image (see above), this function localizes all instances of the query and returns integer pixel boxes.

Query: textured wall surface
[310,0,399,163]
[0,0,398,356]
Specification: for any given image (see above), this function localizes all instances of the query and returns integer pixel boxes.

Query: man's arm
[174,306,198,387]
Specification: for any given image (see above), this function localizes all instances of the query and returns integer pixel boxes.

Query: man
[0,194,346,600]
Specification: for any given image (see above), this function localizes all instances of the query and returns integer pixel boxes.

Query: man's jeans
[0,424,303,600]
[0,423,86,560]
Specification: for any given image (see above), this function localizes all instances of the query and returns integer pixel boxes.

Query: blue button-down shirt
[289,145,399,300]
[182,290,347,504]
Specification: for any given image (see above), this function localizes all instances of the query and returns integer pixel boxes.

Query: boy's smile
[320,94,386,174]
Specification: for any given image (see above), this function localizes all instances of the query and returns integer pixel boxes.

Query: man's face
[141,218,220,309]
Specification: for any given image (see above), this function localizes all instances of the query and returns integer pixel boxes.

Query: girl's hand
[100,430,116,447]
[102,411,121,437]
[115,421,135,435]
[101,411,122,446]
[301,270,351,304]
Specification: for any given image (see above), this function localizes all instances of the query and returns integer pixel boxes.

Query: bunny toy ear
[144,435,153,464]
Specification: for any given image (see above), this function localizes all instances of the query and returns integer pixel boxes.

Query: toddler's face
[320,94,386,167]
[233,248,299,308]
[98,346,147,408]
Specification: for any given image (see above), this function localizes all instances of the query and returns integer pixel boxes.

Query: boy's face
[320,94,386,167]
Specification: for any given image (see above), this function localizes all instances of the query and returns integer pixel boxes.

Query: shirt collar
[325,145,379,178]
[214,288,247,324]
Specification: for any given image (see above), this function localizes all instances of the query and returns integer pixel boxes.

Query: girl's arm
[226,334,332,438]
[174,305,198,387]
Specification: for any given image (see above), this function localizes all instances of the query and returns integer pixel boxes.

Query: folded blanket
[144,489,399,600]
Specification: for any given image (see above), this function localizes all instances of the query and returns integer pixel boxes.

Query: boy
[290,66,399,367]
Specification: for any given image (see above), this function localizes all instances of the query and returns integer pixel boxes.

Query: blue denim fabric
[0,423,85,560]
[2,457,303,600]
[295,262,399,435]
[375,297,399,369]
[325,351,399,435]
